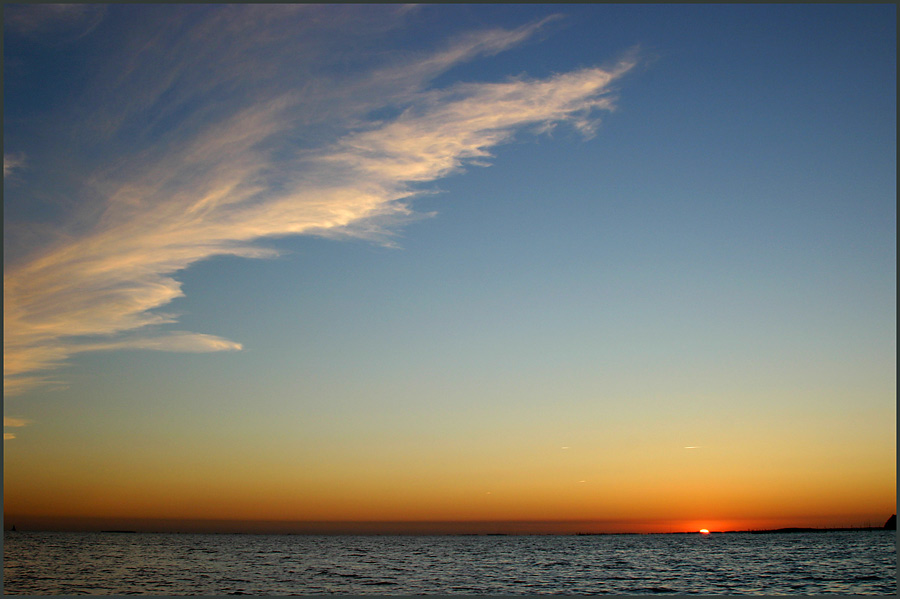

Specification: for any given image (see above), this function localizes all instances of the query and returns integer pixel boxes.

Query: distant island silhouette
[652,514,897,535]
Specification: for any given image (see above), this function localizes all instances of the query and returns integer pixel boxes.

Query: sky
[3,4,896,534]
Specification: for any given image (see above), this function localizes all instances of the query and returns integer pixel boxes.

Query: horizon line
[5,515,895,536]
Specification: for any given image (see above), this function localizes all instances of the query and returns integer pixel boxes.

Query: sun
[699,529,710,535]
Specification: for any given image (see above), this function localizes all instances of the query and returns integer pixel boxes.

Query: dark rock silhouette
[884,515,896,530]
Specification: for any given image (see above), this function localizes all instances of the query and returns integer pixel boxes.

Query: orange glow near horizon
[4,432,896,535]
[4,473,894,533]
[4,387,894,536]
[4,469,895,534]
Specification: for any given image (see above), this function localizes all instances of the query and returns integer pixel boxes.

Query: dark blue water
[3,530,896,595]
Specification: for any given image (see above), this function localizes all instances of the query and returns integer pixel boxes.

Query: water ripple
[3,530,896,595]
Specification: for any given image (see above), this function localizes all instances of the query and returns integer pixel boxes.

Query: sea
[2,530,896,595]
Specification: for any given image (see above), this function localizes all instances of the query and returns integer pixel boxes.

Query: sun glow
[699,529,710,535]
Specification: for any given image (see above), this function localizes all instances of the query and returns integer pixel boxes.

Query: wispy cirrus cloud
[3,7,637,395]
[4,4,107,41]
[3,416,32,440]
[3,153,26,178]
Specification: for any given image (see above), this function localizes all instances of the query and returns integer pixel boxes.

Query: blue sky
[3,4,895,530]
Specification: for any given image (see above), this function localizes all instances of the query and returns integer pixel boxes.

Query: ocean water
[2,530,896,595]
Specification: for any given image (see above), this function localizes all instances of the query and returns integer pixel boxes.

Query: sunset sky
[4,4,896,534]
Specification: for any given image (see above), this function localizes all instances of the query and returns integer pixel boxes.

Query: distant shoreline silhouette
[654,526,893,535]
[655,514,898,535]
[5,514,895,535]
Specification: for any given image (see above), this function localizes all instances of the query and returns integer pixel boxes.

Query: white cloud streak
[3,153,26,177]
[4,4,107,40]
[3,9,636,395]
[3,417,32,441]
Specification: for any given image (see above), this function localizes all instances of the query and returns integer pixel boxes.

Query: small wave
[335,571,365,579]
[639,586,678,594]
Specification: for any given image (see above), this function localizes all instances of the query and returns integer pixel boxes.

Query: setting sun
[699,529,710,535]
